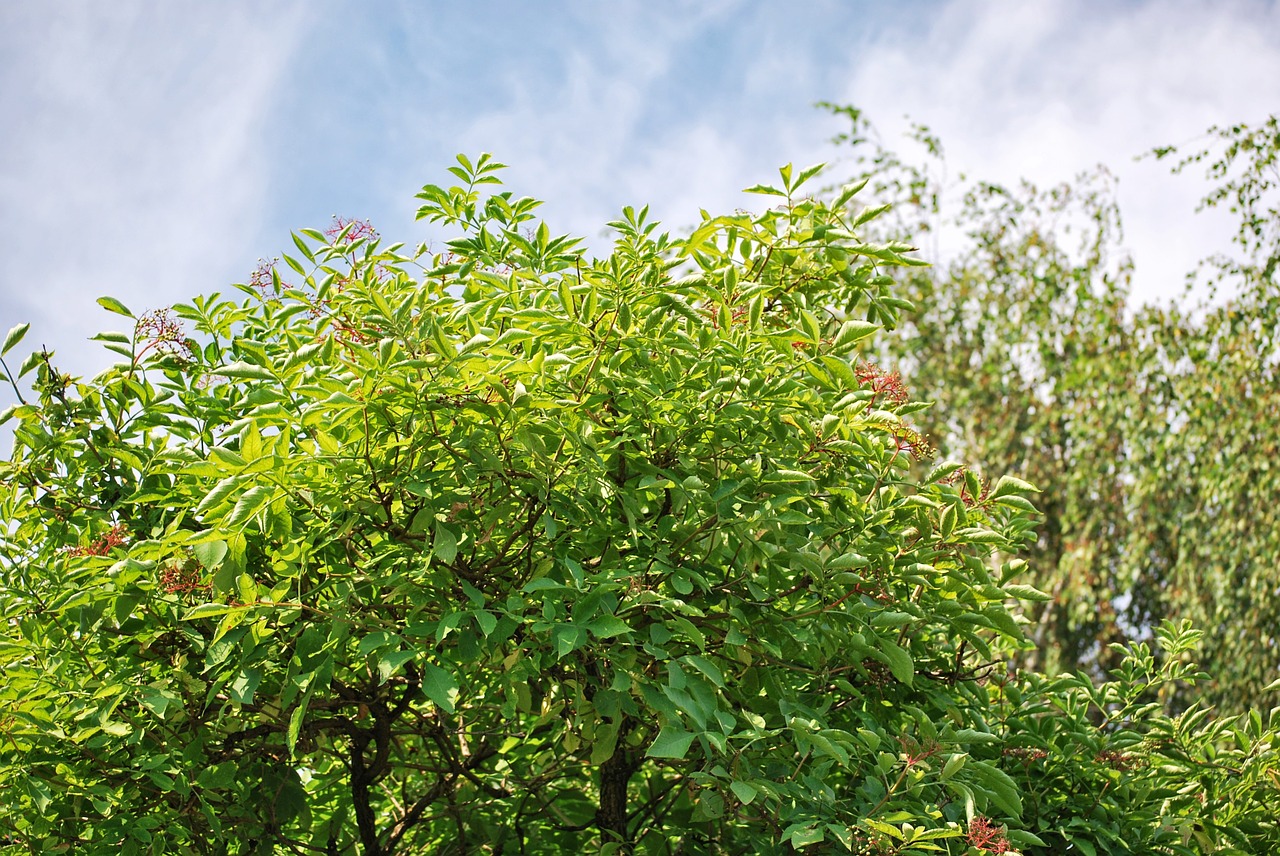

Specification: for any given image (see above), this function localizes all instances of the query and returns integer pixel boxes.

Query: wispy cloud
[0,3,308,385]
[3,0,1277,426]
[838,0,1280,302]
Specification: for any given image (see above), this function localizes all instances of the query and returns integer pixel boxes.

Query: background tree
[1,153,1278,854]
[823,105,1280,712]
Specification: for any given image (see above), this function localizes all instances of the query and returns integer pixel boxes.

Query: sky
[2,0,1279,413]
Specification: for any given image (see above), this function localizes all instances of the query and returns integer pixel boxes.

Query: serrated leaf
[227,486,273,528]
[216,361,275,381]
[1004,583,1053,602]
[2,323,29,356]
[877,638,914,686]
[196,476,240,515]
[990,475,1039,498]
[832,319,879,350]
[193,539,228,570]
[97,296,134,317]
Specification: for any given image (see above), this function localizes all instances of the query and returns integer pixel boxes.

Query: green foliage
[826,105,1280,713]
[1,152,1277,854]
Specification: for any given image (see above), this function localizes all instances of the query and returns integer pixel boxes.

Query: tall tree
[822,105,1280,711]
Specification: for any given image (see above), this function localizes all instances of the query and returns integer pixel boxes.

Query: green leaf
[195,477,240,515]
[287,696,309,758]
[646,726,696,760]
[588,615,632,638]
[421,663,457,714]
[1006,830,1048,848]
[941,752,967,781]
[1004,583,1053,602]
[227,486,273,528]
[877,639,914,686]
[193,539,228,571]
[792,161,826,190]
[832,319,879,350]
[2,323,29,357]
[433,524,458,565]
[216,361,276,381]
[730,780,758,804]
[990,475,1039,498]
[97,296,134,317]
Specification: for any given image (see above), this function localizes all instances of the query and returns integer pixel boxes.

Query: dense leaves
[0,151,1277,854]
[826,106,1280,712]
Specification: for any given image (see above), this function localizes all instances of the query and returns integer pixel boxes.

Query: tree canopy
[1,150,1278,854]
[825,106,1280,713]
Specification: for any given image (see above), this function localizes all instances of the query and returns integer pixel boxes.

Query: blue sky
[2,0,1279,411]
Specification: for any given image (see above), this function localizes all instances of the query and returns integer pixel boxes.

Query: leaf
[941,752,967,781]
[216,361,275,381]
[743,183,787,197]
[182,603,243,620]
[730,780,758,804]
[792,161,826,190]
[433,525,458,565]
[2,323,29,356]
[832,319,879,350]
[1069,838,1098,856]
[1004,583,1053,602]
[421,663,458,714]
[227,486,273,528]
[969,760,1022,817]
[18,350,43,377]
[646,726,696,759]
[287,696,309,758]
[990,475,1039,498]
[97,296,134,317]
[588,615,632,638]
[236,574,257,605]
[377,650,416,684]
[877,638,914,686]
[193,539,228,571]
[1006,830,1048,848]
[683,655,724,687]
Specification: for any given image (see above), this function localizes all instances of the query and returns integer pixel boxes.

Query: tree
[822,105,1280,712]
[1,154,1277,854]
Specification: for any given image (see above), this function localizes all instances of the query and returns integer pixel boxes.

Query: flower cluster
[943,466,991,507]
[1095,749,1139,771]
[899,735,942,768]
[966,815,1011,853]
[66,525,129,557]
[891,425,934,460]
[326,216,378,245]
[159,561,207,596]
[859,658,896,689]
[249,257,290,294]
[1003,745,1049,766]
[135,308,195,363]
[856,361,909,406]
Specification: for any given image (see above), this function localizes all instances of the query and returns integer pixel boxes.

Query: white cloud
[0,3,307,386]
[838,0,1280,303]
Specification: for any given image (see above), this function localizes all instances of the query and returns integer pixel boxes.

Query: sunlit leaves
[1,140,1277,856]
